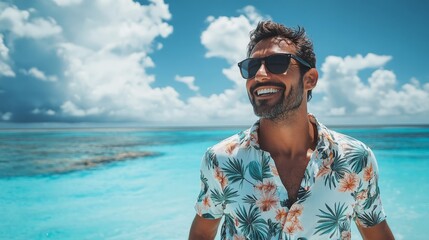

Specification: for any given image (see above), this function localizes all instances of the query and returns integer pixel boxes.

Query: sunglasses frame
[237,53,312,79]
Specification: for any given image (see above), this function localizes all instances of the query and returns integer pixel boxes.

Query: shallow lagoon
[0,126,428,239]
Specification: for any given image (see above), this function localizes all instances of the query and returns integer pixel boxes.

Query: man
[189,20,394,240]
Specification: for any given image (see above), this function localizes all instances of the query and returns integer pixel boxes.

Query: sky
[0,0,428,127]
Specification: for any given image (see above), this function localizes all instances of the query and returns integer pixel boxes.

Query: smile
[255,88,281,96]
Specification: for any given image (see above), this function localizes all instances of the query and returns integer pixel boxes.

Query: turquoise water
[0,126,428,239]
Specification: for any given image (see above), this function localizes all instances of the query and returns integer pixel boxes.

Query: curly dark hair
[247,21,316,101]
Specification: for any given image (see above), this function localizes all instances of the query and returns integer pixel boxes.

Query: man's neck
[258,110,317,160]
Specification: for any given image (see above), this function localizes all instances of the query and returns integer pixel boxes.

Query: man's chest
[271,153,312,202]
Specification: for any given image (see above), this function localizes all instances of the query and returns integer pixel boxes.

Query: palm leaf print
[249,161,263,182]
[222,213,238,237]
[358,206,383,227]
[197,172,209,201]
[249,153,273,182]
[210,185,239,209]
[302,168,313,187]
[323,151,350,189]
[238,131,247,145]
[235,205,269,240]
[363,181,380,209]
[314,202,347,238]
[266,218,281,239]
[222,158,253,187]
[243,194,258,205]
[345,144,369,174]
[261,152,273,179]
[296,186,311,204]
[205,148,218,169]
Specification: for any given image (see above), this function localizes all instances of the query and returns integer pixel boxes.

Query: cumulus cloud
[54,3,261,125]
[310,53,429,119]
[61,101,103,117]
[201,5,268,64]
[183,6,271,125]
[44,0,205,124]
[0,5,62,39]
[0,34,14,77]
[175,75,199,91]
[25,67,58,82]
[0,2,264,125]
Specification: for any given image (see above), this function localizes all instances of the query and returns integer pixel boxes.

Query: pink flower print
[256,191,279,212]
[363,163,374,182]
[225,141,239,155]
[214,167,228,189]
[339,172,359,192]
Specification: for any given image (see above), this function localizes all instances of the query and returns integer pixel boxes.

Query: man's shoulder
[205,128,252,158]
[323,126,372,152]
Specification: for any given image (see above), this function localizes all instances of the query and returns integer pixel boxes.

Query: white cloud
[0,5,62,39]
[175,75,199,91]
[46,109,56,115]
[185,89,255,125]
[26,67,58,82]
[239,5,264,23]
[51,1,259,125]
[0,3,264,125]
[52,0,83,7]
[310,53,429,120]
[182,6,266,125]
[32,108,56,115]
[1,111,12,121]
[61,101,103,117]
[0,34,14,77]
[201,6,268,64]
[63,0,172,53]
[52,0,187,122]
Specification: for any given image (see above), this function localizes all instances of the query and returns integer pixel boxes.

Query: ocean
[0,126,428,239]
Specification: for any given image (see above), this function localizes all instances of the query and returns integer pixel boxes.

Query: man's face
[246,37,305,121]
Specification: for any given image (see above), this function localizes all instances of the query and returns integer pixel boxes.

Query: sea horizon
[1,122,429,131]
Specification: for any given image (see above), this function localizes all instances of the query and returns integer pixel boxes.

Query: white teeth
[257,88,279,96]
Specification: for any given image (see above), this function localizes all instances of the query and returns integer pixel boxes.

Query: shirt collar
[243,114,334,152]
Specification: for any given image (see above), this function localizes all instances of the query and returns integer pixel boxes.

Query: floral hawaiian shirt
[195,114,386,240]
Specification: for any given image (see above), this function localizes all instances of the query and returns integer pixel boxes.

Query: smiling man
[189,21,394,240]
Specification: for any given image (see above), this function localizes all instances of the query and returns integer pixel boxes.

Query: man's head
[247,20,316,101]
[239,20,318,121]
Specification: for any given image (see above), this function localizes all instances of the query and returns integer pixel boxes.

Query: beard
[249,78,304,121]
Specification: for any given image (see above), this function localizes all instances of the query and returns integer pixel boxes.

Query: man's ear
[304,68,318,90]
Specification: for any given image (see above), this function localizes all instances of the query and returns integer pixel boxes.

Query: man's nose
[254,61,269,82]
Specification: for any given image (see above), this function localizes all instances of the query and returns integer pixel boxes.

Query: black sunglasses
[237,53,312,79]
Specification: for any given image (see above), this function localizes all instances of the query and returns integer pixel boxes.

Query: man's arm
[189,214,222,240]
[357,220,394,240]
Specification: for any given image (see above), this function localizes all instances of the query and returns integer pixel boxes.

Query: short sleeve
[354,147,387,227]
[194,148,224,219]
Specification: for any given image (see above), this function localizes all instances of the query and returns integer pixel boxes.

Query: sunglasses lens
[238,54,292,79]
[240,59,261,79]
[266,54,290,74]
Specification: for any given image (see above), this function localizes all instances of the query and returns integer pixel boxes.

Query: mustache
[250,82,286,93]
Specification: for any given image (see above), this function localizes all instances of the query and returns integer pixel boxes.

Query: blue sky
[0,0,428,127]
